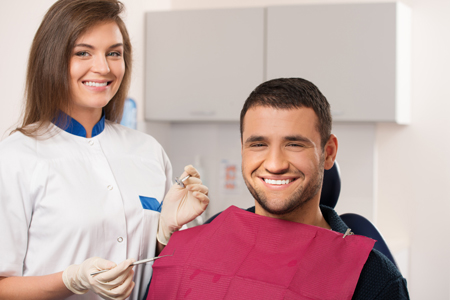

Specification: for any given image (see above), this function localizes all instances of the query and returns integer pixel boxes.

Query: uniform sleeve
[0,145,39,277]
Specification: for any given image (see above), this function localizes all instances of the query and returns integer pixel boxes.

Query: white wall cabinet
[145,2,411,123]
[266,3,411,123]
[145,8,264,121]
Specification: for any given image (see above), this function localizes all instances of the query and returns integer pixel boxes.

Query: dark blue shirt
[320,205,410,300]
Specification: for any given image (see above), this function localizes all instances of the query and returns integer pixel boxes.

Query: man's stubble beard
[243,159,324,216]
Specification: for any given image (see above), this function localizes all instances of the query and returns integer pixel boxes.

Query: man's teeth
[84,81,108,87]
[264,179,291,185]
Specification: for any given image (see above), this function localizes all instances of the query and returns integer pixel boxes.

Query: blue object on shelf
[121,98,137,129]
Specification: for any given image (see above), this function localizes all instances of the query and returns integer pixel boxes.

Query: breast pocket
[139,196,162,212]
[138,197,160,268]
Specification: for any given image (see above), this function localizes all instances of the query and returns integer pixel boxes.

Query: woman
[0,0,209,299]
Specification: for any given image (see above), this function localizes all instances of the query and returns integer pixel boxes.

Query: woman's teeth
[264,179,291,185]
[84,81,108,87]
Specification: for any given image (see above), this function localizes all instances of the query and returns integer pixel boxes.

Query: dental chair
[205,161,398,269]
[319,162,397,268]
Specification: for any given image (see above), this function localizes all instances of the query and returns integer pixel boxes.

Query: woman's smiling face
[69,21,125,117]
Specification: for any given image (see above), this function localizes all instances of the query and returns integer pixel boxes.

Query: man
[147,78,409,299]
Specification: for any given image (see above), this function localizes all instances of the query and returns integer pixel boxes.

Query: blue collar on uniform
[53,111,106,138]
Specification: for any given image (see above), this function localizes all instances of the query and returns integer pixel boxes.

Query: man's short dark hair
[240,78,332,149]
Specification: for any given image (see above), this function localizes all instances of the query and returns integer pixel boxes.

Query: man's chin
[256,199,302,216]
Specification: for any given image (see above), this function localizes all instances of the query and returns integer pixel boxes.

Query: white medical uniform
[0,115,172,300]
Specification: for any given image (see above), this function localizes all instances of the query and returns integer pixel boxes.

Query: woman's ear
[324,134,338,170]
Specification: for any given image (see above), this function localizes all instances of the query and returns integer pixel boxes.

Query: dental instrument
[90,252,174,276]
[175,175,191,188]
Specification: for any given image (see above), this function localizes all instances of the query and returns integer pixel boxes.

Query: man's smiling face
[241,106,326,218]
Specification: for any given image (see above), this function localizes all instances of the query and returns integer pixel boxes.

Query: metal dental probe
[175,175,191,188]
[90,252,175,276]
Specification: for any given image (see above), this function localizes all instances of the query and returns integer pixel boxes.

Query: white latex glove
[62,257,135,300]
[157,165,209,245]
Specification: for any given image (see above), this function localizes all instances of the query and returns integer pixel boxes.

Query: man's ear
[324,134,338,170]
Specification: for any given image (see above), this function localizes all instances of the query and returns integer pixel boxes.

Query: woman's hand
[63,257,135,300]
[157,165,210,245]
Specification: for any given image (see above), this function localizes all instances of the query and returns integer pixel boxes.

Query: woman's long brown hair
[14,0,132,137]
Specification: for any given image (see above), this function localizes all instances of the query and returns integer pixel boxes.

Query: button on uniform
[117,237,123,243]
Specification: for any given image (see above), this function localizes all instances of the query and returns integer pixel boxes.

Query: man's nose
[263,148,289,174]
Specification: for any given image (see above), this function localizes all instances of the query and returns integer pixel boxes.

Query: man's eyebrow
[244,134,314,145]
[73,43,123,49]
[244,135,266,144]
[284,135,313,144]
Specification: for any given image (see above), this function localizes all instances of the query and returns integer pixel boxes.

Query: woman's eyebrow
[73,43,123,49]
[109,43,123,49]
[74,43,94,49]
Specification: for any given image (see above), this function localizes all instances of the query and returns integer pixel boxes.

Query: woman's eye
[107,51,122,57]
[75,51,89,57]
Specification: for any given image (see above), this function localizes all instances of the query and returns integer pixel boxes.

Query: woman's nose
[91,55,110,74]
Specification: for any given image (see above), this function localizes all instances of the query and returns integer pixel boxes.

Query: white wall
[376,1,450,298]
[0,0,56,139]
[2,0,450,299]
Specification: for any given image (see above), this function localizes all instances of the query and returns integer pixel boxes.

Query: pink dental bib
[148,206,374,300]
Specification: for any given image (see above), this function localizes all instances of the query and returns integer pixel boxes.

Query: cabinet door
[145,8,264,121]
[266,3,411,123]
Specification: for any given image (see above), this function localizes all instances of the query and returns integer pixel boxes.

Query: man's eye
[287,143,304,147]
[250,143,265,147]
